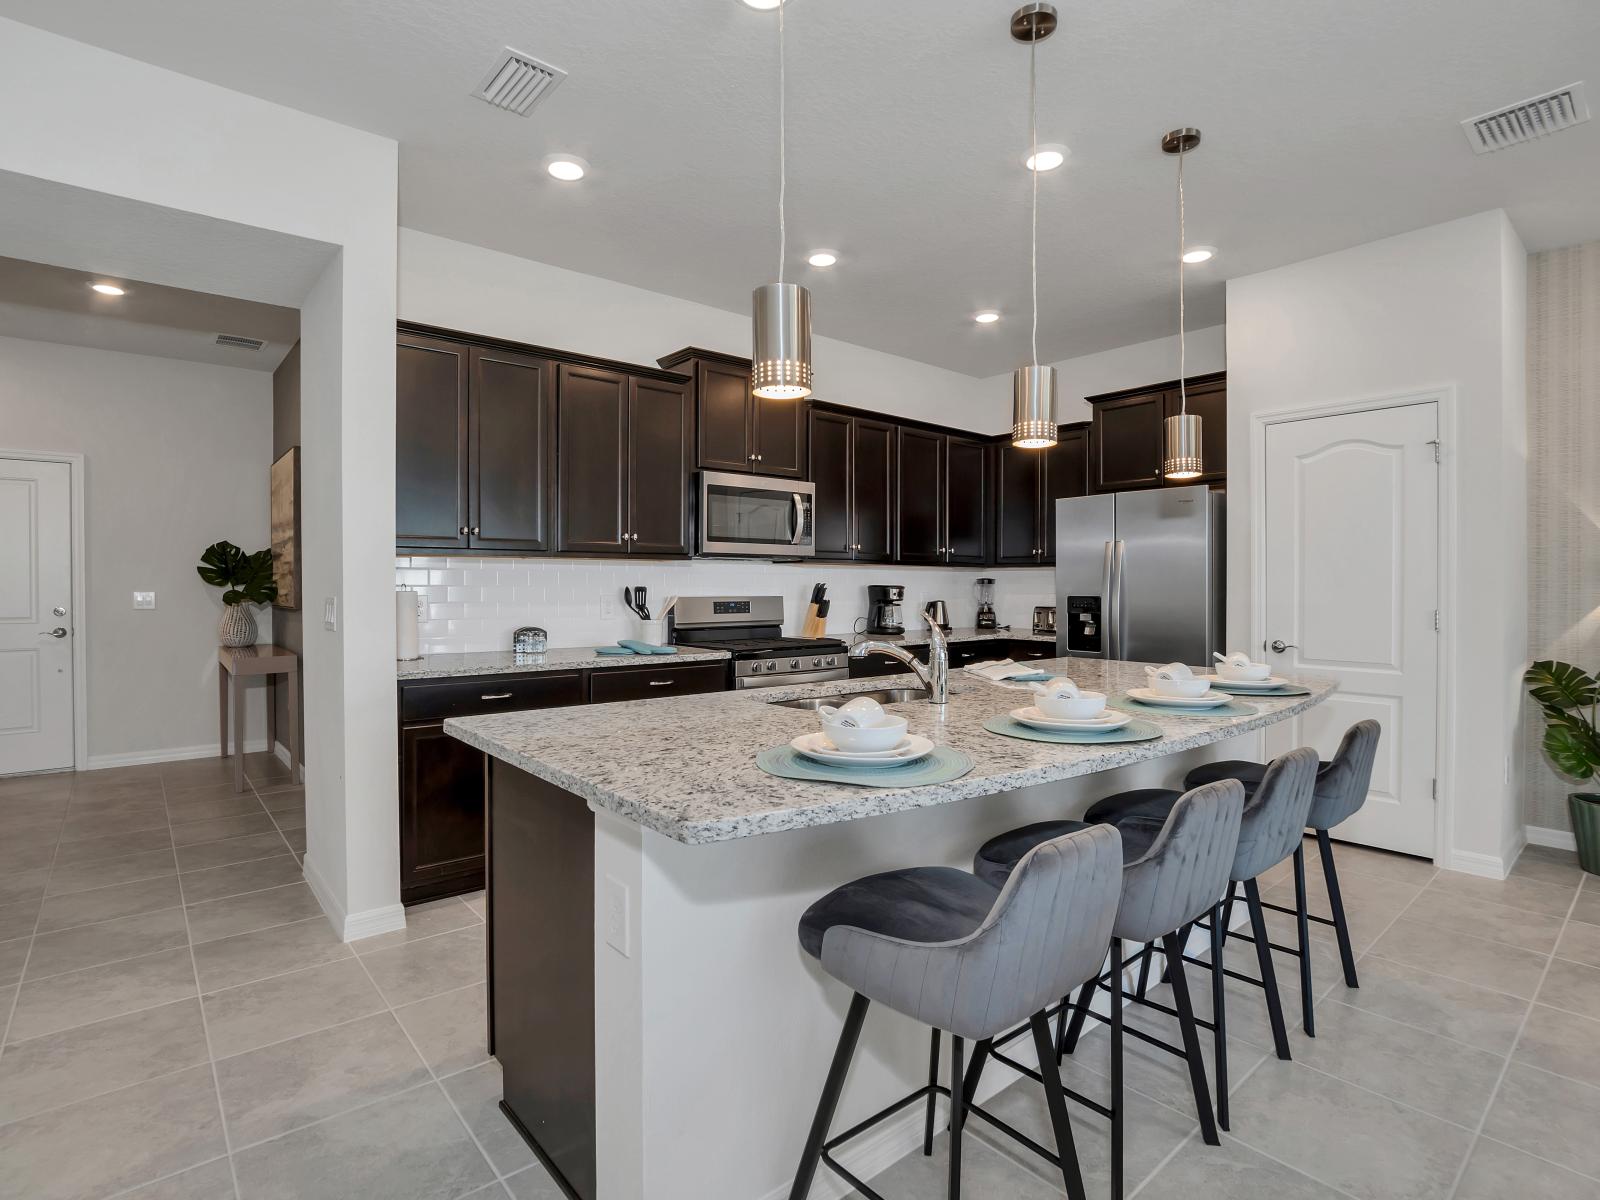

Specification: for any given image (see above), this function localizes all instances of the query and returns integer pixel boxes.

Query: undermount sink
[767,687,927,711]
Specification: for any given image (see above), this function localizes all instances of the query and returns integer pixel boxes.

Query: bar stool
[1086,747,1320,1068]
[1184,720,1382,989]
[789,824,1124,1200]
[968,779,1245,1199]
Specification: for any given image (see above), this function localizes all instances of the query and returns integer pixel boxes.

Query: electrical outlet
[600,591,616,619]
[132,591,156,610]
[604,875,630,957]
[323,596,339,632]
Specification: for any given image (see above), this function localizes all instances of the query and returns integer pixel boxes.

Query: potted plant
[1525,659,1600,874]
[197,540,278,647]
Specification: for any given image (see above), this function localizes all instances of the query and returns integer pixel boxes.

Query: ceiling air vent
[473,47,567,116]
[1461,82,1589,153]
[215,333,265,352]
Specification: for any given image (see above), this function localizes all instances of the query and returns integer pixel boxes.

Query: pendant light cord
[1029,34,1039,368]
[1177,141,1187,415]
[777,0,787,287]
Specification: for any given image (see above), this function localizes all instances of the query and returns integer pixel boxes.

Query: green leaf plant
[1524,660,1600,782]
[196,540,278,607]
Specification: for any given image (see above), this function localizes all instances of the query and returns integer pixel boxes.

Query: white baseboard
[1440,848,1509,880]
[85,738,273,771]
[301,853,406,944]
[1526,825,1578,852]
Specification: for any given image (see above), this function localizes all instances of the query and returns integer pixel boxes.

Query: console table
[218,643,301,793]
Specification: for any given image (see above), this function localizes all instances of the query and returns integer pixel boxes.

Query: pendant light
[1162,127,1203,480]
[751,0,812,400]
[1009,4,1058,450]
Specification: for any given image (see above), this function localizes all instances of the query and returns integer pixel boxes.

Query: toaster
[1031,606,1056,637]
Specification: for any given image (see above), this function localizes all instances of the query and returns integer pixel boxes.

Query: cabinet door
[1163,379,1227,484]
[695,360,752,474]
[1041,425,1089,564]
[808,409,854,560]
[1091,390,1165,491]
[396,334,470,549]
[895,427,944,565]
[557,365,630,555]
[944,435,989,564]
[627,376,693,556]
[852,418,896,562]
[994,442,1045,564]
[469,347,556,553]
[752,391,807,479]
[399,722,487,903]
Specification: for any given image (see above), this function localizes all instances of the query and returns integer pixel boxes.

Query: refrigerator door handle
[1110,539,1127,660]
[1099,541,1115,659]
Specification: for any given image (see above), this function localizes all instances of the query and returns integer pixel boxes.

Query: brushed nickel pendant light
[1010,3,1058,450]
[1162,126,1203,480]
[751,0,812,400]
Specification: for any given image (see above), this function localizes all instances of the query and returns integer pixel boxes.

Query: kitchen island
[446,659,1334,1200]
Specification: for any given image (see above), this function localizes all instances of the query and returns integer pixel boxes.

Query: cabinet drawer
[400,672,584,722]
[587,662,727,705]
[1008,641,1054,661]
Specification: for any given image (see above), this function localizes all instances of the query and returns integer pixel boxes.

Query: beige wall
[0,334,274,763]
[1522,240,1600,837]
[271,339,303,766]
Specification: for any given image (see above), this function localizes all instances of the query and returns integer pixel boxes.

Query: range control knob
[789,658,800,670]
[824,656,837,667]
[764,661,778,672]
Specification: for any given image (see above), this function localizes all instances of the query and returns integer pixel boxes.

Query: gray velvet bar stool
[967,779,1245,1200]
[788,824,1124,1200]
[1184,720,1383,989]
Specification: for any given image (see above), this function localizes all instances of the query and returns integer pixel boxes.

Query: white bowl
[1035,690,1107,720]
[1151,676,1212,698]
[822,714,909,753]
[1217,660,1272,682]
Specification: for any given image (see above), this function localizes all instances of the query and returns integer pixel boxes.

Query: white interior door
[1261,403,1439,857]
[0,458,75,775]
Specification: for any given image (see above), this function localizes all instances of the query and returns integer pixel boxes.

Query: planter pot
[219,604,258,648]
[1570,793,1600,876]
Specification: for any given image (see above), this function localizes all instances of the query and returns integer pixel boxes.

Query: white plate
[790,732,936,768]
[1200,674,1290,691]
[1125,687,1232,708]
[1010,706,1132,732]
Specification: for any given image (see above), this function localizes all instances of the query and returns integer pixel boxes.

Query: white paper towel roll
[396,589,421,660]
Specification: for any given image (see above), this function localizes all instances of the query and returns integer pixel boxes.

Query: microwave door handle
[791,493,806,545]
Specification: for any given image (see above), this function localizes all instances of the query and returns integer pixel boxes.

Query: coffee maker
[866,584,904,635]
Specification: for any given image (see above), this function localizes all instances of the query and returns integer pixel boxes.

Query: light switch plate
[600,592,616,619]
[132,591,156,610]
[323,596,338,632]
[603,875,630,958]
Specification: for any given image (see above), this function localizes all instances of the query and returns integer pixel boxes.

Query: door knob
[39,627,68,639]
[1269,639,1297,654]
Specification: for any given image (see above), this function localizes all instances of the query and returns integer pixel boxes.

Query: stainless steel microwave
[697,471,815,558]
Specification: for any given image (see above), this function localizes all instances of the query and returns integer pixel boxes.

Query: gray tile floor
[0,760,557,1200]
[3,764,1597,1199]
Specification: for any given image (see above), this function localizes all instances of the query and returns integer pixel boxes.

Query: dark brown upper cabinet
[397,333,556,554]
[895,428,989,565]
[1042,423,1089,556]
[993,422,1089,565]
[657,348,807,479]
[808,407,895,562]
[1087,371,1226,492]
[557,365,692,557]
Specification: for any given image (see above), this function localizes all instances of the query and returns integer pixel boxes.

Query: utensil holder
[637,619,667,646]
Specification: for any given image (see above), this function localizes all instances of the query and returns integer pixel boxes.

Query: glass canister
[512,626,548,655]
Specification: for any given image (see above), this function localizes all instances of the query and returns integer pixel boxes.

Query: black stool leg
[1318,829,1361,988]
[1031,1012,1088,1200]
[1293,845,1316,1037]
[789,993,869,1200]
[1135,943,1155,997]
[1162,932,1219,1145]
[1058,977,1096,1058]
[1110,937,1125,1200]
[961,1038,991,1112]
[923,1028,941,1155]
[948,1036,965,1200]
[1244,878,1292,1059]
[1210,899,1229,1131]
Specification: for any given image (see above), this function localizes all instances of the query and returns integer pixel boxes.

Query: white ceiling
[4,0,1597,376]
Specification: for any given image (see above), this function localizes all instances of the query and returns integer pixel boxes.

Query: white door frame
[0,448,89,773]
[1248,386,1458,867]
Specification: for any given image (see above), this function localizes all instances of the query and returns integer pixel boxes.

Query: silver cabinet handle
[39,627,68,639]
[470,526,480,536]
[459,526,469,536]
[648,679,675,687]
[480,692,514,701]
[1269,639,1298,654]
[756,453,763,462]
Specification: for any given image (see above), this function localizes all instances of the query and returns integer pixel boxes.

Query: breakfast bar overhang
[445,659,1335,1200]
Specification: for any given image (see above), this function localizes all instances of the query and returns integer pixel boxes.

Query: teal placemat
[1206,681,1312,697]
[982,715,1164,744]
[1111,694,1258,718]
[756,745,974,788]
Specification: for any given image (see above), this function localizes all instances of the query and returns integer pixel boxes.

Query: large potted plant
[197,540,278,647]
[1525,659,1600,874]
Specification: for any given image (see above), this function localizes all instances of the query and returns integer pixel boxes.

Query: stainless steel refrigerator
[1054,484,1224,665]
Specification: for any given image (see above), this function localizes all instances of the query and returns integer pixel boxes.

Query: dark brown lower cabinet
[587,662,726,704]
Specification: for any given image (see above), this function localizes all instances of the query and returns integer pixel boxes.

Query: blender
[974,577,998,630]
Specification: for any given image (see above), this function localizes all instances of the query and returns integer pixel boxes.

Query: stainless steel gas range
[670,595,849,689]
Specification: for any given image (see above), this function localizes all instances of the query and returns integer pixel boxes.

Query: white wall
[0,335,275,763]
[1226,210,1528,875]
[400,229,999,432]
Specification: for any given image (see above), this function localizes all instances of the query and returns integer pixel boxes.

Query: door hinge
[1427,439,1441,464]
[1433,609,1440,632]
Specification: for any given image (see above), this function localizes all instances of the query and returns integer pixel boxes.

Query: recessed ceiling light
[806,250,838,268]
[974,310,1001,324]
[544,154,588,182]
[90,282,125,296]
[740,0,783,8]
[1023,144,1069,172]
[1182,246,1216,264]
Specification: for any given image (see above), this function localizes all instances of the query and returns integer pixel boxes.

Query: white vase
[219,604,258,648]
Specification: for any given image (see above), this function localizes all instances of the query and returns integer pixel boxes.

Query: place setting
[983,677,1163,744]
[1199,650,1315,696]
[1113,661,1260,717]
[757,696,974,787]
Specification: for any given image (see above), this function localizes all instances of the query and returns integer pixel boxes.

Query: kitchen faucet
[848,618,950,708]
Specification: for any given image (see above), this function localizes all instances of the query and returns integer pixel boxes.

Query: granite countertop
[445,658,1335,845]
[398,646,730,680]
